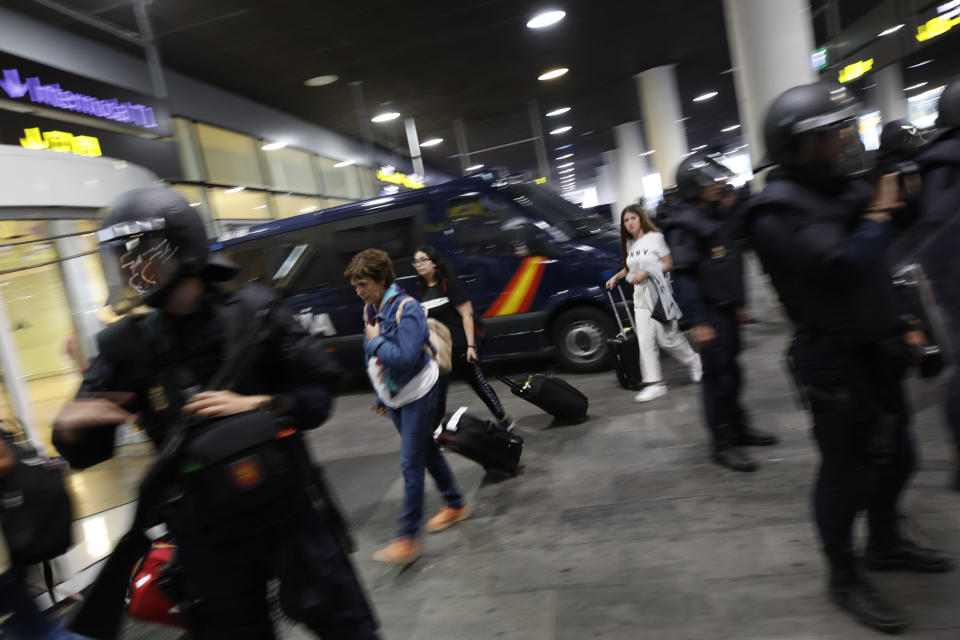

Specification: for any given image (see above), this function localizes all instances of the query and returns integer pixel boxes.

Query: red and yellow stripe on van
[482,257,547,318]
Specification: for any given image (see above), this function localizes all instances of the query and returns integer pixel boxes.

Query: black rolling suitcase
[606,286,644,390]
[498,373,589,424]
[435,407,523,475]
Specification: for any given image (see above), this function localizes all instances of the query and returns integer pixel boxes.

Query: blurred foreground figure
[747,83,954,635]
[53,188,378,639]
[667,154,778,473]
[909,77,960,491]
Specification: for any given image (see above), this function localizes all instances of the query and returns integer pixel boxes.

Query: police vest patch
[230,456,263,489]
[711,246,727,259]
[148,386,168,412]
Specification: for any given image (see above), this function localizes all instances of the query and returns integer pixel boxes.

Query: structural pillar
[596,149,618,207]
[872,63,907,124]
[723,0,817,171]
[636,66,689,188]
[0,288,41,453]
[404,117,425,178]
[613,121,651,218]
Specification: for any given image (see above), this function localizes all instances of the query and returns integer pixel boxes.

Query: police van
[211,173,624,372]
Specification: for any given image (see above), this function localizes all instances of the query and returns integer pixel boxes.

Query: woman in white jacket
[606,204,702,402]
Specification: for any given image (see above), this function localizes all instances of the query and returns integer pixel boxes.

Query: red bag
[127,541,187,629]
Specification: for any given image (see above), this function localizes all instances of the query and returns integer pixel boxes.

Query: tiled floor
[64,308,959,639]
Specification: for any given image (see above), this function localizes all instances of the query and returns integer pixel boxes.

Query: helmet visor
[98,227,180,314]
[825,117,872,177]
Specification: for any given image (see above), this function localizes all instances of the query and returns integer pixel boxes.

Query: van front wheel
[553,308,615,373]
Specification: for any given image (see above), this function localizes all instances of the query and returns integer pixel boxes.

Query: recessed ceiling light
[904,82,928,91]
[253,205,267,210]
[371,112,401,123]
[559,167,575,174]
[334,160,355,167]
[304,74,339,87]
[556,153,573,160]
[691,145,708,151]
[579,130,594,136]
[907,59,933,69]
[261,141,288,151]
[538,68,569,81]
[878,24,904,36]
[527,10,566,29]
[466,164,484,171]
[550,126,572,135]
[546,107,571,117]
[639,150,655,157]
[189,202,202,207]
[557,162,574,168]
[555,144,572,150]
[225,186,245,194]
[420,138,444,147]
[693,91,718,102]
[721,124,741,132]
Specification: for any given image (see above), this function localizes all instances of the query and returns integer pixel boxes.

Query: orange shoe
[426,505,470,534]
[372,537,421,565]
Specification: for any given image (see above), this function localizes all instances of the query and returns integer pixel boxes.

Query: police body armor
[749,173,903,350]
[669,201,744,308]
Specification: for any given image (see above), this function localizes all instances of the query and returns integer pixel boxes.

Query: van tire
[553,307,615,373]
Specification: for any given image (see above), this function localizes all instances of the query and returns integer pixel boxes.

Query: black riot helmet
[675,154,736,202]
[762,83,870,178]
[931,76,960,142]
[97,187,224,314]
[879,119,923,158]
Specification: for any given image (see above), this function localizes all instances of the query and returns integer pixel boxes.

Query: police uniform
[53,188,378,640]
[747,83,953,634]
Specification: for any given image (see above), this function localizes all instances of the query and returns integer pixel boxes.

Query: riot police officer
[667,154,779,473]
[747,83,954,634]
[908,76,960,491]
[655,185,679,225]
[52,188,379,639]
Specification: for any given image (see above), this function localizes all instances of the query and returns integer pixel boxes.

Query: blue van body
[211,173,626,372]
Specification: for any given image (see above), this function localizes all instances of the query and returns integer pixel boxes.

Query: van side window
[330,207,422,279]
[446,194,518,255]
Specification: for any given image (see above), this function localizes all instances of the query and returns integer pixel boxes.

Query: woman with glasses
[412,246,515,432]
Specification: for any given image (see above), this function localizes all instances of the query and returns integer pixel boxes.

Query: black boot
[865,532,956,573]
[828,554,910,634]
[712,424,758,472]
[734,424,779,446]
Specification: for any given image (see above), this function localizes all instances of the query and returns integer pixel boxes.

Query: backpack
[395,297,453,374]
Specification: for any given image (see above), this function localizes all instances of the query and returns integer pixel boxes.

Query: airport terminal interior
[0,0,959,638]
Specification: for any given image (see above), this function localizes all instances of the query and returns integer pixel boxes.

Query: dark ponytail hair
[413,245,455,297]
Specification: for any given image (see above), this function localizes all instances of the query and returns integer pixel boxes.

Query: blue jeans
[387,384,464,538]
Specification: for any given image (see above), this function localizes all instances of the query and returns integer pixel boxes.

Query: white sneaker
[689,354,703,383]
[634,384,668,403]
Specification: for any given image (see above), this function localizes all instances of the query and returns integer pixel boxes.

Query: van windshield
[501,184,612,239]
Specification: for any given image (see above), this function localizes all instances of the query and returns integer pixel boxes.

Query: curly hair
[344,248,396,286]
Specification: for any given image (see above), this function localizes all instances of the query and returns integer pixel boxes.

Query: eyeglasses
[412,258,432,266]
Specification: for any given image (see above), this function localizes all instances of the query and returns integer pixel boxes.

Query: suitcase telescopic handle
[606,289,626,333]
[606,285,637,333]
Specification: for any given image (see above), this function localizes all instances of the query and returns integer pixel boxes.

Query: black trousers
[435,351,506,426]
[173,503,378,640]
[790,335,916,558]
[698,306,746,433]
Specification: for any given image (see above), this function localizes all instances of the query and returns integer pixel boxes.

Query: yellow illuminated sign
[838,59,873,83]
[19,127,102,157]
[916,13,960,41]
[534,177,547,184]
[376,166,424,189]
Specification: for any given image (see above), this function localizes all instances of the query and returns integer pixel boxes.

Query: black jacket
[55,284,339,468]
[667,201,745,325]
[747,169,903,349]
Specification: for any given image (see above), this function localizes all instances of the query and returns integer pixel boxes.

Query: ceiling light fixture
[693,91,718,102]
[189,202,202,207]
[371,112,401,123]
[556,153,573,160]
[253,205,267,210]
[420,138,444,147]
[557,162,574,168]
[334,160,355,167]
[527,10,566,29]
[261,141,288,151]
[550,126,572,135]
[907,59,933,69]
[904,82,928,91]
[691,144,708,151]
[555,144,572,150]
[721,124,741,132]
[878,24,905,36]
[538,68,569,81]
[466,164,484,171]
[639,150,655,157]
[225,186,245,194]
[559,167,575,174]
[546,107,571,117]
[304,74,339,87]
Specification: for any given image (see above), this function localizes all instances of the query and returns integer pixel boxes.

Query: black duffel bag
[0,432,74,565]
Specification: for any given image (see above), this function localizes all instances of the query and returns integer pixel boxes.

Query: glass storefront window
[207,187,272,220]
[316,156,363,199]
[195,123,265,188]
[264,147,320,194]
[357,167,378,199]
[272,194,323,219]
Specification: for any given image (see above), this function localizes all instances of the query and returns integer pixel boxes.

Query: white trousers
[634,304,697,383]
